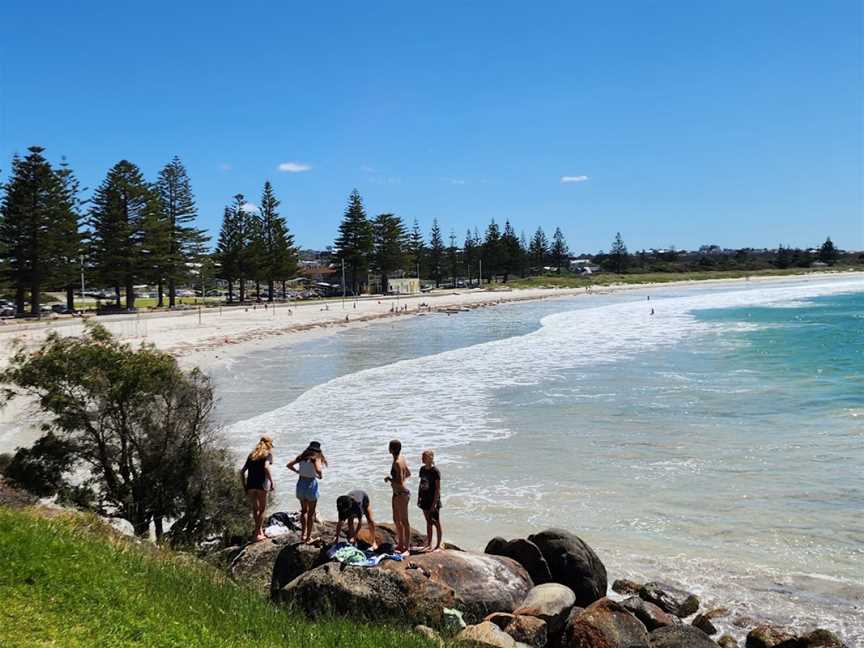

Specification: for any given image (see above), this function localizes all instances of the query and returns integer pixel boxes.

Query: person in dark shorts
[240,436,275,541]
[417,449,443,551]
[334,489,377,550]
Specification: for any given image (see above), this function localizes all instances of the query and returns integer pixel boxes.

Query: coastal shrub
[3,432,76,497]
[0,323,244,542]
[0,452,11,475]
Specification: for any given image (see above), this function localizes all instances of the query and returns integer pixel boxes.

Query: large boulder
[611,579,642,596]
[796,629,845,648]
[691,608,728,636]
[746,626,797,648]
[228,536,298,596]
[456,621,519,647]
[276,560,455,627]
[619,597,679,631]
[649,625,717,648]
[405,551,533,622]
[570,598,650,648]
[485,614,548,648]
[639,582,700,618]
[527,529,607,608]
[563,618,614,648]
[486,538,553,585]
[514,582,577,634]
[269,541,325,597]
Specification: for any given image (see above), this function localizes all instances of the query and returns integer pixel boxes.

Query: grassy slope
[0,508,438,648]
[506,266,862,289]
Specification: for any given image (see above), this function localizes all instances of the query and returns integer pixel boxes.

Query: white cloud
[241,202,259,213]
[277,162,312,173]
[561,175,589,183]
[442,177,467,185]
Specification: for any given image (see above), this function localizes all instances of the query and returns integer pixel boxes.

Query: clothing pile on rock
[326,542,404,568]
[264,511,302,538]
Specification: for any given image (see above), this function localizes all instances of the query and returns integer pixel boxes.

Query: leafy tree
[215,205,241,302]
[447,230,460,286]
[89,161,155,310]
[0,323,232,541]
[774,244,792,269]
[550,227,570,270]
[482,219,502,283]
[0,147,78,315]
[407,219,425,278]
[372,213,407,293]
[818,237,838,265]
[519,230,530,277]
[529,227,549,270]
[54,157,85,311]
[500,220,522,282]
[3,432,78,498]
[333,189,373,295]
[463,229,477,286]
[428,219,445,287]
[258,182,297,301]
[155,157,207,307]
[608,232,628,274]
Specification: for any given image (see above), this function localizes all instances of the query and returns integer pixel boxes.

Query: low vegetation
[0,506,439,648]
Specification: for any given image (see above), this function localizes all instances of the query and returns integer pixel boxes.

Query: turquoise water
[215,276,863,641]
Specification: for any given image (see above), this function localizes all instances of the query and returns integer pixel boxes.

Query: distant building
[387,277,420,294]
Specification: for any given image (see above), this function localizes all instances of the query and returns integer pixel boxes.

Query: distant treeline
[0,147,857,315]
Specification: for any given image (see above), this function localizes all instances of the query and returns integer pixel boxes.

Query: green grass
[507,266,863,290]
[0,507,439,648]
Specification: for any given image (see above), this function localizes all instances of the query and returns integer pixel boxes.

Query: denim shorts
[296,477,319,502]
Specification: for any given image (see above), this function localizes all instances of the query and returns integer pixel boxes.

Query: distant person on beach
[417,450,443,551]
[385,439,412,554]
[334,489,377,550]
[286,441,327,543]
[240,436,274,542]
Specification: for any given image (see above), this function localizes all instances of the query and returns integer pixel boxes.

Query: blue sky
[1,1,862,253]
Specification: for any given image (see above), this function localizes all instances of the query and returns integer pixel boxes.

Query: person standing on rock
[334,490,377,550]
[240,436,275,542]
[286,441,327,544]
[385,439,412,555]
[417,450,443,551]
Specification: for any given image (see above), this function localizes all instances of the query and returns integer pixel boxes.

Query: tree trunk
[227,280,234,303]
[126,279,135,310]
[157,280,164,308]
[255,281,261,302]
[115,285,121,307]
[268,279,274,302]
[31,283,41,316]
[66,285,75,311]
[281,280,287,300]
[154,517,164,542]
[168,277,176,308]
[239,277,245,303]
[15,287,25,316]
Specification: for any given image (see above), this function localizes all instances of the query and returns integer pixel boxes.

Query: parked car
[0,306,15,317]
[50,304,72,314]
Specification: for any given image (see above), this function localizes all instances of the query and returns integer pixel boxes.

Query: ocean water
[214,276,863,641]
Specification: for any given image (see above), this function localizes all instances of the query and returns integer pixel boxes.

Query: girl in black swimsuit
[240,436,274,541]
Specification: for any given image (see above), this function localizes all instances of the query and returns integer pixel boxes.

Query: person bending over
[240,435,275,542]
[334,489,377,550]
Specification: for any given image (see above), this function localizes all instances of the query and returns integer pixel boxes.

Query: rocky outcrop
[269,541,324,597]
[485,537,553,585]
[638,582,700,618]
[277,560,455,626]
[456,621,521,647]
[568,598,650,648]
[619,596,679,631]
[228,535,299,596]
[691,608,728,636]
[514,582,576,634]
[746,625,798,648]
[527,529,608,608]
[405,551,533,622]
[611,579,642,596]
[484,613,548,648]
[649,625,716,648]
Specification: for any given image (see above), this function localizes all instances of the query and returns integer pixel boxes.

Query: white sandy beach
[0,271,860,454]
